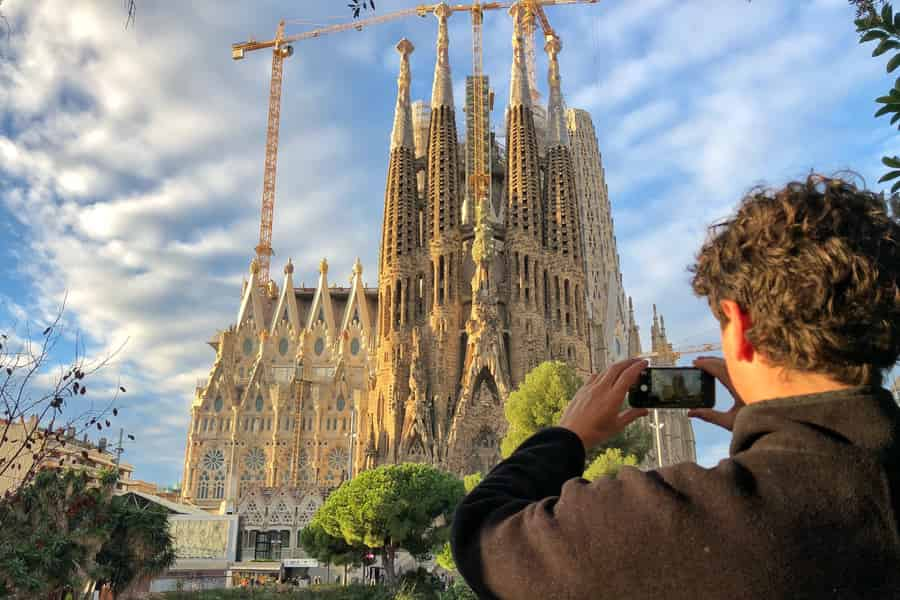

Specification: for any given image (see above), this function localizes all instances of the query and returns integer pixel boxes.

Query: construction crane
[231,0,600,286]
[637,343,721,364]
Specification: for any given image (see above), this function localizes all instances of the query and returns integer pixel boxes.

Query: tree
[855,3,900,195]
[435,473,482,573]
[299,520,370,568]
[91,495,176,598]
[583,448,639,481]
[500,360,651,468]
[307,463,464,587]
[0,469,116,599]
[0,305,125,504]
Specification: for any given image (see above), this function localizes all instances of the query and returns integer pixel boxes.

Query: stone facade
[181,13,657,511]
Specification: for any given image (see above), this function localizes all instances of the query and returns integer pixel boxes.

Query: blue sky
[0,0,898,485]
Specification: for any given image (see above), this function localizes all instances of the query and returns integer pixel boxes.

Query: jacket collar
[730,385,900,459]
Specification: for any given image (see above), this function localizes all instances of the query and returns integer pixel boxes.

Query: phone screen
[650,368,704,405]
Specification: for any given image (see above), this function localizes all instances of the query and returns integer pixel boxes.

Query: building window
[256,394,264,412]
[279,337,289,356]
[214,396,223,412]
[213,472,225,499]
[198,472,210,499]
[350,338,361,356]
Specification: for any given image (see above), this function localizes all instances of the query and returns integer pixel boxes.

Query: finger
[610,360,648,398]
[617,407,650,429]
[687,408,730,429]
[598,358,644,388]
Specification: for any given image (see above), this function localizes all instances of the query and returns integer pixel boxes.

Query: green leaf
[889,111,900,125]
[873,39,900,56]
[875,104,900,117]
[883,4,893,28]
[875,95,897,103]
[894,12,900,31]
[862,30,890,43]
[882,155,900,168]
[888,53,900,73]
[892,180,900,194]
[878,170,900,183]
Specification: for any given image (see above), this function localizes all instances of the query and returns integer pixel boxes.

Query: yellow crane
[231,0,600,286]
[637,343,721,364]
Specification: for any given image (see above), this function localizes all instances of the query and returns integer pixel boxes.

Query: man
[451,175,900,599]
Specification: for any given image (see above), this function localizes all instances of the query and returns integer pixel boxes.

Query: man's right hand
[688,356,745,432]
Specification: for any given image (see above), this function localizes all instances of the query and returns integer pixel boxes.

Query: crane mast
[232,0,601,286]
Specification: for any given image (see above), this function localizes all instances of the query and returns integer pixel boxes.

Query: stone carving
[171,519,230,560]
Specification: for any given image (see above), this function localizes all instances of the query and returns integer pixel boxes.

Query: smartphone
[627,367,715,409]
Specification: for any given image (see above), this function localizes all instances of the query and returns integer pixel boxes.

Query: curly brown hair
[690,174,900,386]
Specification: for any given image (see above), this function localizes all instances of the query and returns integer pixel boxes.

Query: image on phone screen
[650,369,703,405]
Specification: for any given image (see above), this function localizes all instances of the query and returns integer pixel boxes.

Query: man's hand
[559,358,650,452]
[687,356,745,432]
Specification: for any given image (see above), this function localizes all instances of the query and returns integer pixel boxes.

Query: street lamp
[651,409,665,469]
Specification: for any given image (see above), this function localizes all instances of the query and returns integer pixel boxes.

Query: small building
[115,491,239,594]
[0,417,137,496]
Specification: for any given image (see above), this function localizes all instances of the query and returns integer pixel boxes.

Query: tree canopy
[304,463,464,585]
[501,360,651,469]
[0,468,174,599]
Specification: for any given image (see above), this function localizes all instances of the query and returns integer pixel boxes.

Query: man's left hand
[559,358,650,452]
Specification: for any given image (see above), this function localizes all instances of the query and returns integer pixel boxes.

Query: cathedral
[180,7,693,518]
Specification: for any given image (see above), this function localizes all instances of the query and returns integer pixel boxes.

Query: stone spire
[545,35,569,147]
[390,39,415,151]
[508,5,531,108]
[504,5,542,238]
[431,4,453,108]
[427,5,461,242]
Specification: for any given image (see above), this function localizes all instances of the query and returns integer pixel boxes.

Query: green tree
[856,3,900,199]
[435,473,482,573]
[0,469,116,599]
[583,448,639,481]
[299,520,370,568]
[307,463,464,587]
[91,495,176,598]
[500,360,651,468]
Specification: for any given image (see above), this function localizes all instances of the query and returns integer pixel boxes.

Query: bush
[438,581,477,600]
[394,568,442,600]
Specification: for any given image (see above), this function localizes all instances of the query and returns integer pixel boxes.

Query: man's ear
[720,300,754,362]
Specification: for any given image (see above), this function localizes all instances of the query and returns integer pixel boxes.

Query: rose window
[202,449,225,471]
[328,446,349,470]
[245,447,266,471]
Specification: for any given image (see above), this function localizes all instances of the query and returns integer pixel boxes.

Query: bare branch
[124,0,136,30]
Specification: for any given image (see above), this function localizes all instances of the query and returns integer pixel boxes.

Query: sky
[0,0,898,486]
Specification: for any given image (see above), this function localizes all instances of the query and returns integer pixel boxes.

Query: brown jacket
[451,386,900,599]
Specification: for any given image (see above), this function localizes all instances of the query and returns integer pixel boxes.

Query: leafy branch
[856,3,900,192]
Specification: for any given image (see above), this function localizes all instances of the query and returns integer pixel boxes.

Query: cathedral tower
[503,6,548,387]
[542,35,590,377]
[374,39,419,463]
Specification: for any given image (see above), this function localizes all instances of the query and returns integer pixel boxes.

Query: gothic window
[336,395,346,411]
[213,472,225,499]
[243,338,253,356]
[318,307,325,323]
[350,338,361,356]
[214,396,223,412]
[314,338,325,356]
[279,338,289,356]
[198,472,210,499]
[298,497,321,528]
[202,449,225,471]
[245,447,266,471]
[256,394,264,412]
